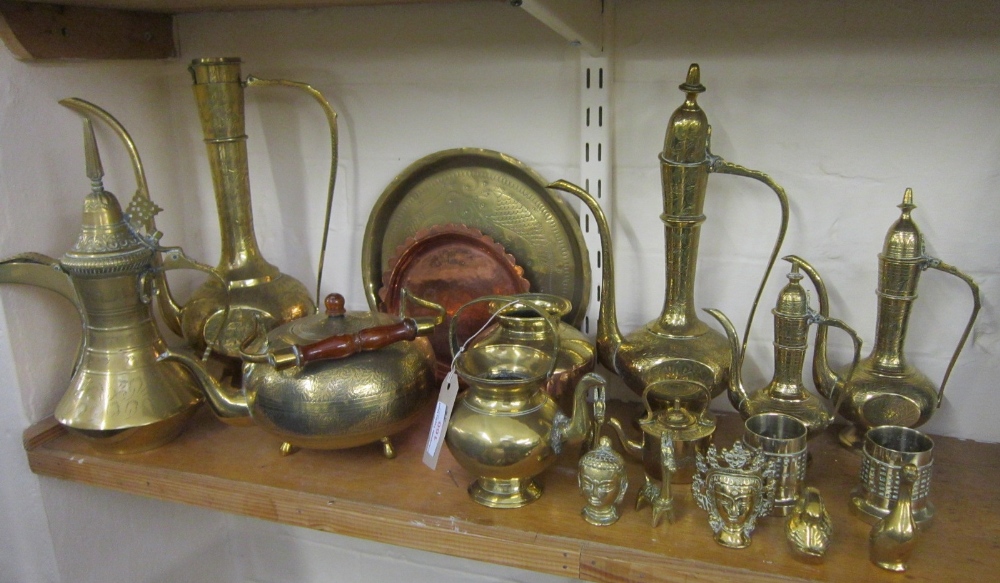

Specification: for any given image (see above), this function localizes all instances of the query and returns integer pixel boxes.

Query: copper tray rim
[361,147,590,327]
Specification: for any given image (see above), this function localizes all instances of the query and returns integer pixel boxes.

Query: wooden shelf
[23,404,1000,582]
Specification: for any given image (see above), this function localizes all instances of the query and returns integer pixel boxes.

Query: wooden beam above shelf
[0,1,175,59]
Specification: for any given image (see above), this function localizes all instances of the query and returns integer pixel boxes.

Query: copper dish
[362,148,590,327]
[379,223,530,379]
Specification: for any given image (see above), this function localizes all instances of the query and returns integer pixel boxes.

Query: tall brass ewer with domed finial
[549,63,789,406]
[157,58,338,367]
[828,189,980,447]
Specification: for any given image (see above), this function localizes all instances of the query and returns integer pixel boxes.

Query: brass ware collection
[5,59,987,573]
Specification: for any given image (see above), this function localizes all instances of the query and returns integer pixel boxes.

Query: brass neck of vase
[190,57,278,284]
[653,64,710,337]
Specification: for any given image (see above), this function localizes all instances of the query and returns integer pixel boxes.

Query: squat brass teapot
[548,63,789,405]
[162,290,444,457]
[830,189,980,447]
[707,256,862,436]
[0,100,221,453]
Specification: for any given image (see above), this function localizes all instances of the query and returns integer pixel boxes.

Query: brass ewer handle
[923,256,981,406]
[810,310,863,414]
[708,148,790,361]
[243,74,339,311]
[448,295,561,380]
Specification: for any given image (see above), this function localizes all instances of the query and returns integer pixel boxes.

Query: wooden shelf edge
[0,1,175,60]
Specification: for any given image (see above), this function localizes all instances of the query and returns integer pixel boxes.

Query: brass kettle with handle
[0,100,222,454]
[161,290,444,458]
[548,63,789,407]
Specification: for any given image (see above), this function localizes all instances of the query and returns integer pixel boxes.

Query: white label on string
[422,369,459,470]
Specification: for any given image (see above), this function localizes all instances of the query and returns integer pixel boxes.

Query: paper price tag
[422,369,460,470]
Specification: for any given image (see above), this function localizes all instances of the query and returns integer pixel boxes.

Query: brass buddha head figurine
[693,442,776,548]
[578,436,629,526]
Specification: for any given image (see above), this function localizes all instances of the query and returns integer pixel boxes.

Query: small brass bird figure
[870,464,920,572]
[785,486,833,560]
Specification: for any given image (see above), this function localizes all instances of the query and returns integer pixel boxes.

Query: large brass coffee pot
[708,256,862,436]
[162,290,444,457]
[0,100,221,454]
[829,189,980,447]
[445,297,606,508]
[549,63,789,404]
[158,58,339,363]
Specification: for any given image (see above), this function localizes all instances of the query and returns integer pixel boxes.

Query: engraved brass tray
[362,148,590,327]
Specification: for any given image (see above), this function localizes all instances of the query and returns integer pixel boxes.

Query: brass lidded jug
[0,100,221,453]
[708,256,862,436]
[160,58,338,365]
[832,189,980,447]
[549,63,790,407]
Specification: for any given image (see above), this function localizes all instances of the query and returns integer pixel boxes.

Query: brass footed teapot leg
[381,436,396,459]
[279,442,299,456]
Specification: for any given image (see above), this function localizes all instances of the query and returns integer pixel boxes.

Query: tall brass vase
[164,58,338,363]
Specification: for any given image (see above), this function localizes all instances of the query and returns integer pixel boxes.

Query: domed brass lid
[881,188,924,261]
[774,265,810,318]
[60,118,151,276]
[661,63,709,164]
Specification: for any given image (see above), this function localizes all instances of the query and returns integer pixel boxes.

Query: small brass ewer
[831,189,980,447]
[0,100,221,454]
[160,58,339,364]
[548,64,789,405]
[445,297,606,508]
[708,256,862,436]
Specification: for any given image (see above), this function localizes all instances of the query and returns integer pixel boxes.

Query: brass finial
[679,63,706,94]
[898,188,916,216]
[787,263,803,282]
[82,117,105,193]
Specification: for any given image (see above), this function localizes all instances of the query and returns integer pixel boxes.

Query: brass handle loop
[244,75,339,312]
[448,294,561,381]
[709,157,790,371]
[925,258,981,406]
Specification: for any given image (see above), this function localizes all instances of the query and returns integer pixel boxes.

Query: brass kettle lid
[639,380,716,441]
[266,293,399,349]
[773,264,810,318]
[61,118,151,274]
[881,188,924,261]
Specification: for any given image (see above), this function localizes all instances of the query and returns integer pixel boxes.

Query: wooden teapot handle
[295,294,418,365]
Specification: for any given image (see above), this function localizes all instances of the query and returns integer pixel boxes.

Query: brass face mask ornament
[708,257,862,436]
[829,189,980,447]
[0,100,223,454]
[159,58,339,367]
[692,441,776,549]
[549,63,790,407]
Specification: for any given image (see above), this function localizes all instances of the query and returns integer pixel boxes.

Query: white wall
[0,1,997,582]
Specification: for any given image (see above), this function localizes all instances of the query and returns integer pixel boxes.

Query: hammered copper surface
[362,148,590,327]
[379,223,530,379]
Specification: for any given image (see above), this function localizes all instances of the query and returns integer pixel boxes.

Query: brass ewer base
[470,477,543,509]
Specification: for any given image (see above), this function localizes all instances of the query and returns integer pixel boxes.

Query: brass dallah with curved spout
[831,189,981,447]
[0,100,222,454]
[550,63,789,405]
[158,58,339,366]
[707,256,862,436]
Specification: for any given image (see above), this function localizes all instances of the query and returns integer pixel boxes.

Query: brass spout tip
[679,63,706,94]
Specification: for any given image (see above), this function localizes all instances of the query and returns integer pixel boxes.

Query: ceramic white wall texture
[0,1,997,582]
